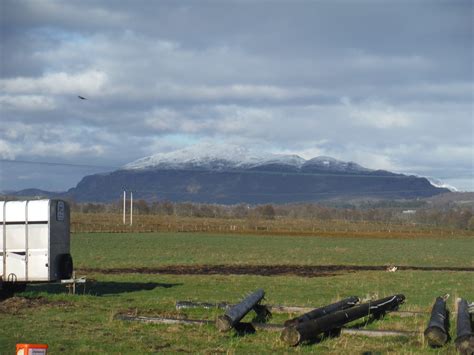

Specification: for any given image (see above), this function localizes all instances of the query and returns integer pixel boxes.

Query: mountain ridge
[2,144,451,203]
[124,143,373,174]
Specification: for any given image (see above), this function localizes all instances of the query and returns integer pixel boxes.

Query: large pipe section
[216,289,265,332]
[281,294,405,346]
[284,296,359,327]
[455,298,474,355]
[424,296,449,347]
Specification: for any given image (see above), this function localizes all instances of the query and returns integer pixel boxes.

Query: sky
[0,0,473,192]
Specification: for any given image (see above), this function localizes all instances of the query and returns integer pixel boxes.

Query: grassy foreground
[0,232,473,353]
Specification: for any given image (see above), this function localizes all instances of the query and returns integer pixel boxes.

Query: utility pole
[130,192,133,226]
[123,190,126,225]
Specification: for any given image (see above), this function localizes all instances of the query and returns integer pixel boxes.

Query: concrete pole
[123,191,126,225]
[284,296,360,327]
[130,192,133,226]
[216,289,265,332]
[455,298,474,354]
[281,294,405,346]
[424,296,449,347]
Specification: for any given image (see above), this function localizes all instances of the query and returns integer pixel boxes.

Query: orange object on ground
[16,344,48,355]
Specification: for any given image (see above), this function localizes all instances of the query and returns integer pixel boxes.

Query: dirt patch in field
[0,296,72,314]
[79,264,474,277]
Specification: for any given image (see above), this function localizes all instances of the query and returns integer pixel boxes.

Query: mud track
[78,264,474,277]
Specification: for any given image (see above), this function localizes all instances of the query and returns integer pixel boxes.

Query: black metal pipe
[424,296,449,347]
[216,289,265,332]
[284,296,359,327]
[281,294,405,346]
[455,298,474,355]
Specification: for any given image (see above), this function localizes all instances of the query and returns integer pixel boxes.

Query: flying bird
[78,95,87,100]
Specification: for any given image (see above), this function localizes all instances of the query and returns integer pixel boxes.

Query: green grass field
[1,232,473,353]
[72,232,474,268]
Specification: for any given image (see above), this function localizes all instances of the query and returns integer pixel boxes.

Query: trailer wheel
[58,254,73,279]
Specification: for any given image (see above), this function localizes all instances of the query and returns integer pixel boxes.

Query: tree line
[72,200,474,230]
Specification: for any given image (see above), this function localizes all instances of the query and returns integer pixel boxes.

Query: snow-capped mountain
[124,143,305,170]
[301,156,372,173]
[61,143,450,203]
[125,143,366,173]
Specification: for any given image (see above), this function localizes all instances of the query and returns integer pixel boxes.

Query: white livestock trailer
[1,199,73,292]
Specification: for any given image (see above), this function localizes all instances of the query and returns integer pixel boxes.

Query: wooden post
[281,294,405,346]
[424,296,449,347]
[216,289,265,332]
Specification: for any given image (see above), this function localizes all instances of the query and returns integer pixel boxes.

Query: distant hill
[65,144,448,203]
[4,144,450,203]
[1,188,61,199]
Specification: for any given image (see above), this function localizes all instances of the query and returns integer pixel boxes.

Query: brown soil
[0,296,72,314]
[78,264,474,277]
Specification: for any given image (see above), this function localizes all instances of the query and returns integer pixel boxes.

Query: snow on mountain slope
[302,156,372,173]
[125,143,306,170]
[124,143,452,191]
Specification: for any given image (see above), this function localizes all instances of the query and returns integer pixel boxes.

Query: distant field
[70,212,474,238]
[1,232,473,353]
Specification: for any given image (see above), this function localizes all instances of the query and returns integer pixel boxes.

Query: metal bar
[216,289,265,332]
[175,300,424,317]
[284,296,359,327]
[281,294,406,346]
[424,296,449,347]
[116,314,212,326]
[176,301,231,310]
[116,314,416,338]
[455,298,474,354]
[340,328,415,338]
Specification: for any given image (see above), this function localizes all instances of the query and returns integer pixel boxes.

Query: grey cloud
[0,0,472,191]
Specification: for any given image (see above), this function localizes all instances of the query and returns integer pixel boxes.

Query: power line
[0,158,448,199]
[0,158,119,170]
[122,188,441,197]
[0,158,422,180]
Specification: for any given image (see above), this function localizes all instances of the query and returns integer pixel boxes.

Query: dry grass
[71,212,474,239]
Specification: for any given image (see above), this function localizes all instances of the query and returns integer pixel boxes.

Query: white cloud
[349,51,432,71]
[33,141,105,157]
[344,99,413,128]
[0,70,108,95]
[149,83,322,101]
[0,95,56,111]
[0,139,18,159]
[1,1,472,191]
